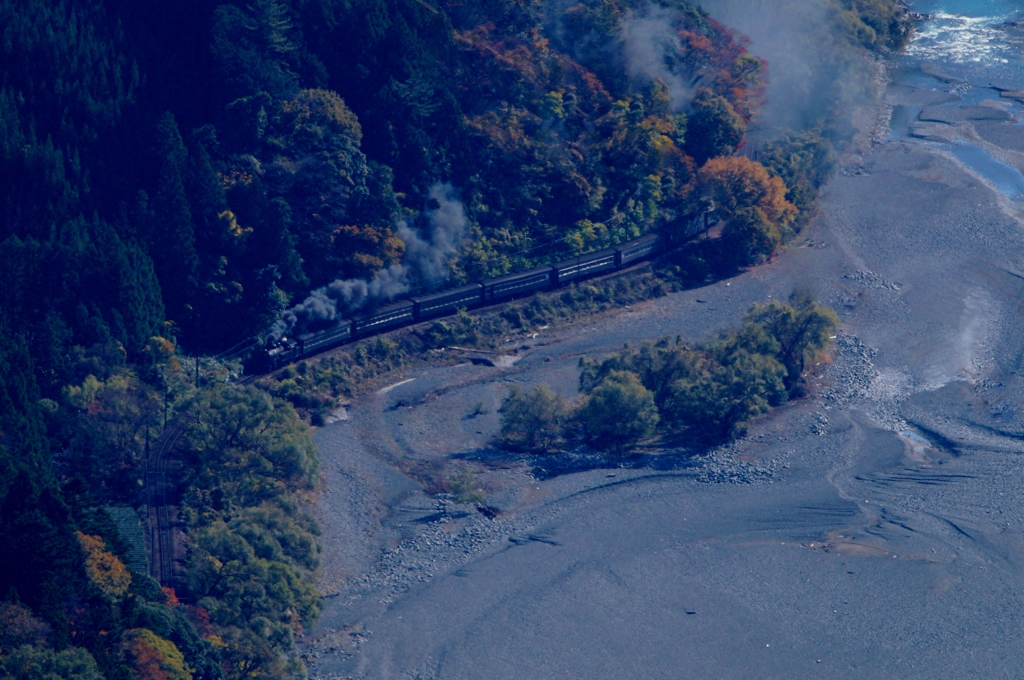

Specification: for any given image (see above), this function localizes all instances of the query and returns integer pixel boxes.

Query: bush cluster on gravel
[498,296,838,454]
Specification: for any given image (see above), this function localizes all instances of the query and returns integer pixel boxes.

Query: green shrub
[577,370,659,452]
[662,344,787,439]
[448,466,487,505]
[0,645,103,680]
[685,89,747,165]
[743,296,839,390]
[722,207,781,267]
[760,131,837,214]
[578,296,837,444]
[497,384,569,453]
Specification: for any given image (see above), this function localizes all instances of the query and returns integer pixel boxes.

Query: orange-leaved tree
[697,156,796,224]
[697,156,797,265]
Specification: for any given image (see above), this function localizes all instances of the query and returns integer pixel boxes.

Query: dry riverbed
[301,56,1024,678]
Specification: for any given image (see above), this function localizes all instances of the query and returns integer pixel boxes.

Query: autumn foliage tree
[77,532,131,601]
[698,156,797,265]
[119,628,192,680]
[0,603,51,650]
[698,156,796,225]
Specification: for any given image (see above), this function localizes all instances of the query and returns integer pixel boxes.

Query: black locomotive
[262,232,661,369]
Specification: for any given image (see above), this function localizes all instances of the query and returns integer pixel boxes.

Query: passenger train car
[262,232,661,369]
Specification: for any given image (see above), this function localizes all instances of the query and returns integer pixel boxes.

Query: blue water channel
[948,143,1024,198]
[907,0,1024,89]
[897,1,1024,199]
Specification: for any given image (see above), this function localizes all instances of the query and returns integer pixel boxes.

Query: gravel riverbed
[302,15,1024,679]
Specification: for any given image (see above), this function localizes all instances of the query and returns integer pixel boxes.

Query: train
[262,232,660,369]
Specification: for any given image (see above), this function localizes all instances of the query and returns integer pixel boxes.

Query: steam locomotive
[262,233,660,369]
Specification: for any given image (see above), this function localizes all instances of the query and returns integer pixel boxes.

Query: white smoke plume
[694,0,868,132]
[399,182,468,288]
[622,5,693,111]
[268,182,467,341]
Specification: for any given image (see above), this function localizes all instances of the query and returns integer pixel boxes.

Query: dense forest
[0,0,909,677]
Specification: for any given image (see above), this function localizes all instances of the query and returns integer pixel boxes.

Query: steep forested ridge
[0,0,908,677]
[2,0,776,358]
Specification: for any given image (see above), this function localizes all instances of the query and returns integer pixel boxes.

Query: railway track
[256,257,660,375]
[146,418,189,586]
[219,248,670,389]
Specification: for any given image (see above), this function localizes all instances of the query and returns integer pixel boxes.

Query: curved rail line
[259,233,674,371]
[231,256,662,387]
[218,225,715,381]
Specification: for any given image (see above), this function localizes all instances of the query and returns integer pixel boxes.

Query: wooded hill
[0,0,909,677]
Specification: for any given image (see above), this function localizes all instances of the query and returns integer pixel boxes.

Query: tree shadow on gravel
[453,444,704,481]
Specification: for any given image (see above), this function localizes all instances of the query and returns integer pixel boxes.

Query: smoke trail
[693,0,863,132]
[398,182,468,288]
[268,182,467,341]
[622,5,693,111]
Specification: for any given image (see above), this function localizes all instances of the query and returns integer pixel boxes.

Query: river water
[906,0,1024,89]
[896,2,1024,196]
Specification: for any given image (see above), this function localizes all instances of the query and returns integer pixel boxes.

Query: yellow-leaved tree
[77,532,131,600]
